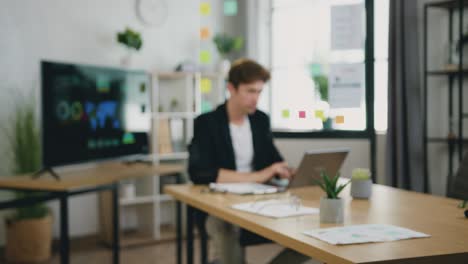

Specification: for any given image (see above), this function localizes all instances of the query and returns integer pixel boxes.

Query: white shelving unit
[100,71,225,247]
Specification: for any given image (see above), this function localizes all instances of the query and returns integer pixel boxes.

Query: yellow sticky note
[200,2,211,16]
[201,78,212,94]
[335,115,345,124]
[282,109,290,118]
[315,110,325,121]
[199,50,211,64]
[200,27,210,40]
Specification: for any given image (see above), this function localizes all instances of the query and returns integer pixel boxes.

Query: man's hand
[256,162,293,183]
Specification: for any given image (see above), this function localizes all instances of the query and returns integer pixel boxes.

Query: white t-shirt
[229,117,254,173]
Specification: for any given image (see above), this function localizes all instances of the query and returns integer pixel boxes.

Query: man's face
[229,80,264,114]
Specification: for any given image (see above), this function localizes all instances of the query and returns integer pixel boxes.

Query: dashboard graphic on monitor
[41,61,151,167]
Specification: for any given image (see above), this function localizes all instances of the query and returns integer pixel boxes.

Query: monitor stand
[32,167,61,181]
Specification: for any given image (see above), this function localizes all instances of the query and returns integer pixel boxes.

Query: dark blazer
[188,102,283,184]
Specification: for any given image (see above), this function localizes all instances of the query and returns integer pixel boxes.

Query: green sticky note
[201,78,212,94]
[309,63,322,77]
[282,109,290,118]
[200,2,211,16]
[199,50,212,64]
[224,0,238,16]
[201,101,213,113]
[315,110,325,121]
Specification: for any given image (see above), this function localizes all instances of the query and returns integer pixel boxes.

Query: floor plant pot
[320,197,344,223]
[5,213,52,263]
[351,179,372,199]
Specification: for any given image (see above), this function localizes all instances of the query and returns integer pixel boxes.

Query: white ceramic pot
[319,197,344,223]
[350,179,372,199]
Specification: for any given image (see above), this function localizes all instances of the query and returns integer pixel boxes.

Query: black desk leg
[112,183,120,264]
[186,205,194,264]
[59,194,70,264]
[176,200,182,264]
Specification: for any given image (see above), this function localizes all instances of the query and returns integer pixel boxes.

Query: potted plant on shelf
[350,168,373,199]
[314,171,350,223]
[213,33,244,75]
[117,27,143,67]
[3,98,52,263]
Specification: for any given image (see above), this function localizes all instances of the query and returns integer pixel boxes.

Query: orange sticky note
[299,111,306,118]
[200,27,210,40]
[335,115,345,124]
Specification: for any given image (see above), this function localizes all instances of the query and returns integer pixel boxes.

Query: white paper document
[329,63,364,108]
[231,199,319,218]
[303,224,430,245]
[331,4,364,50]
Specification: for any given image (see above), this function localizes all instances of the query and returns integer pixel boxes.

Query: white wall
[0,0,245,246]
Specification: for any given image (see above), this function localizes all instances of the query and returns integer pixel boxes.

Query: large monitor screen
[41,61,151,167]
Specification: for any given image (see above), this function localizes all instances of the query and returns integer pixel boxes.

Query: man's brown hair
[227,58,271,88]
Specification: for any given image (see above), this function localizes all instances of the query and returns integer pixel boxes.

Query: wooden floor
[1,235,320,264]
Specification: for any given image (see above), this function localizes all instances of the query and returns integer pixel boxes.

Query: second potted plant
[350,168,373,199]
[3,99,52,263]
[314,171,350,224]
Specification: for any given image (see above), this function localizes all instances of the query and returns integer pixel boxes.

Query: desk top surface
[0,163,185,192]
[165,184,468,264]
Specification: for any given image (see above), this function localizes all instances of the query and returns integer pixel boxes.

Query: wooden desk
[165,184,468,264]
[0,162,185,264]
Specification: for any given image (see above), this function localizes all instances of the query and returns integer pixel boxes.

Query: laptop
[286,148,349,188]
[209,148,349,194]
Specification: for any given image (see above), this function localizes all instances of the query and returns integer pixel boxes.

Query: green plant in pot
[213,33,244,75]
[117,27,143,66]
[3,99,52,263]
[313,171,350,223]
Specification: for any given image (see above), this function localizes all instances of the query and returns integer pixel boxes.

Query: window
[267,0,389,133]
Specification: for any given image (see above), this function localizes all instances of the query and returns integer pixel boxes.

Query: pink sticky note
[299,111,306,118]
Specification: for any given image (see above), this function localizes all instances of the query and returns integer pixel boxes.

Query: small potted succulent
[350,168,373,199]
[314,171,350,224]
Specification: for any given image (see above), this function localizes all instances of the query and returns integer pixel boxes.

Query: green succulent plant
[213,33,244,57]
[117,27,143,51]
[313,171,350,199]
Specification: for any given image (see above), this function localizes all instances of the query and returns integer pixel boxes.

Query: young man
[188,59,309,264]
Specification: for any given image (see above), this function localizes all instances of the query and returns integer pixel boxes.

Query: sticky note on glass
[224,0,238,16]
[199,50,211,64]
[299,111,306,118]
[335,115,345,124]
[201,78,212,94]
[282,109,290,118]
[201,101,213,113]
[309,63,322,77]
[200,27,210,40]
[200,2,211,16]
[315,110,325,121]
